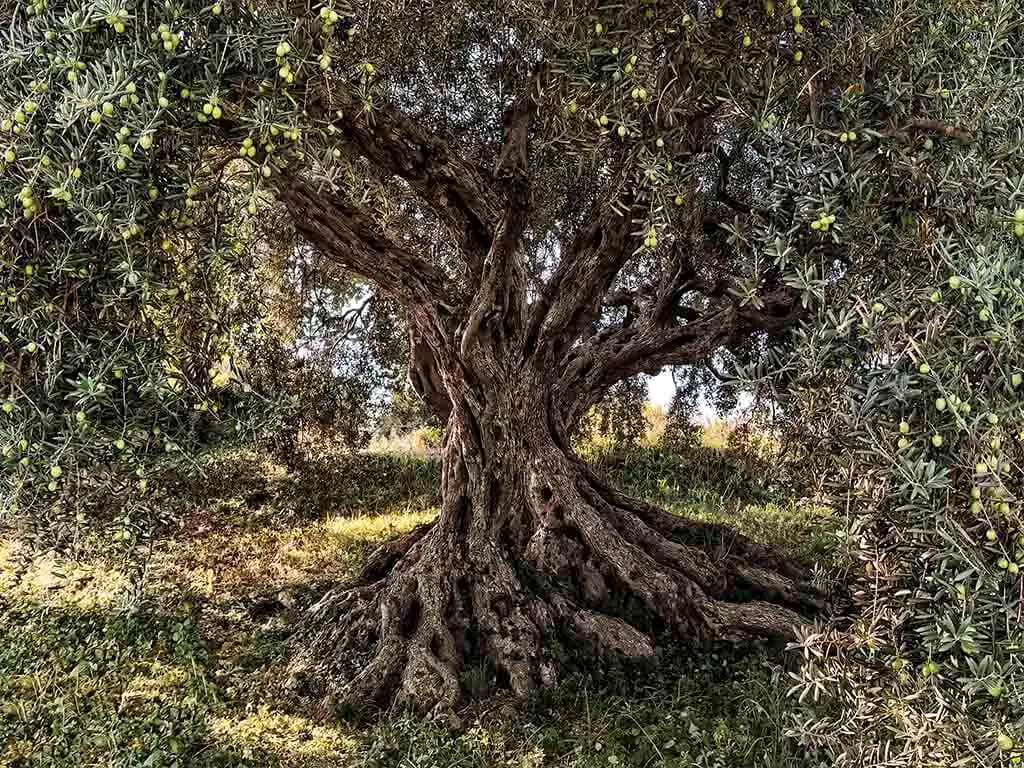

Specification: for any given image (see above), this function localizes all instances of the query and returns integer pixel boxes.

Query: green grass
[590,444,832,565]
[0,446,829,768]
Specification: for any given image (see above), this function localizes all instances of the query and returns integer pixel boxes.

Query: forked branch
[526,197,640,360]
[460,65,546,363]
[309,84,502,273]
[558,286,801,425]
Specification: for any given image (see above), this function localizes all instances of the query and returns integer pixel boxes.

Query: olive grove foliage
[2,0,1022,751]
[580,376,650,449]
[733,3,1024,765]
[0,0,413,524]
[271,255,412,457]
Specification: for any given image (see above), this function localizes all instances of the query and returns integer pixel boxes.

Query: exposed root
[287,451,825,715]
[288,522,558,715]
[551,595,656,658]
[353,522,434,587]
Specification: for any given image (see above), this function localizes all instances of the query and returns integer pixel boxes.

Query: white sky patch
[647,370,675,408]
[646,370,754,423]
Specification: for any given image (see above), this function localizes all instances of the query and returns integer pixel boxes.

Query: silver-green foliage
[0,0,333,522]
[743,3,1024,764]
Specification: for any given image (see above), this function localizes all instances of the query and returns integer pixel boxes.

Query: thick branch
[559,287,801,425]
[309,84,501,272]
[408,326,453,420]
[281,179,458,319]
[526,199,639,359]
[460,67,545,364]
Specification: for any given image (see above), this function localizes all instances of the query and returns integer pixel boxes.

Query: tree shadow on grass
[351,639,814,768]
[588,444,834,566]
[590,444,774,508]
[173,438,781,538]
[177,448,441,524]
[0,439,831,767]
[0,561,367,768]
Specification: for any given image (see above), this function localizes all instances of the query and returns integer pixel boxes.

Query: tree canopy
[1,0,889,514]
[4,0,1024,761]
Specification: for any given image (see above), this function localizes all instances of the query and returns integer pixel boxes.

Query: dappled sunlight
[0,537,131,611]
[208,706,361,764]
[0,594,219,766]
[0,441,822,767]
[150,507,438,599]
[662,498,834,565]
[4,0,1011,757]
[368,426,443,457]
[151,523,350,598]
[1,430,828,768]
[325,508,436,542]
[119,661,191,714]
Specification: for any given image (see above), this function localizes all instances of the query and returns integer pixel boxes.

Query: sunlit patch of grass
[208,706,360,764]
[0,537,131,610]
[0,536,25,575]
[151,508,437,601]
[368,426,444,457]
[119,661,191,711]
[665,497,835,564]
[0,442,826,767]
[324,508,436,543]
[700,419,731,450]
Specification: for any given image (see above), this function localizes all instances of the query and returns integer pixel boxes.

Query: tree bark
[288,365,822,716]
[281,76,814,717]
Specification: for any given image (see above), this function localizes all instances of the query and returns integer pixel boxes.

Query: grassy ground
[0,442,831,768]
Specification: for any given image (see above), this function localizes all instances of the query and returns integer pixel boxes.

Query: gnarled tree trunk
[287,358,822,715]
[281,64,819,716]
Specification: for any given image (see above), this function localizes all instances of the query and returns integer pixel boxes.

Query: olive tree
[1,0,945,713]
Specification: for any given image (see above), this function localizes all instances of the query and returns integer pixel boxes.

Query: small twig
[325,293,375,357]
[882,118,972,144]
